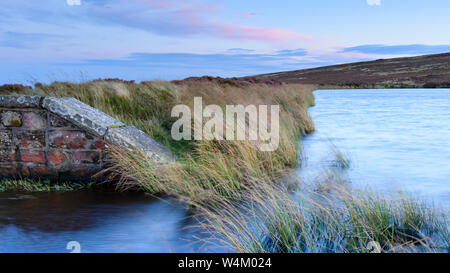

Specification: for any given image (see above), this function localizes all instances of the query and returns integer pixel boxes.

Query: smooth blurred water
[299,89,450,209]
[0,191,219,253]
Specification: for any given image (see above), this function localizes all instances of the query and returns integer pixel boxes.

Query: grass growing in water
[197,180,449,253]
[0,179,95,192]
[330,143,351,169]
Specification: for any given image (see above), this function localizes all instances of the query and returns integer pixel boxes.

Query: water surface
[300,89,450,208]
[0,191,217,253]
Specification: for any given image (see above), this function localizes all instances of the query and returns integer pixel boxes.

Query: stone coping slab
[0,95,41,108]
[42,97,124,136]
[105,126,174,162]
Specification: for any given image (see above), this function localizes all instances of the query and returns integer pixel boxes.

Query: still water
[0,192,216,253]
[301,89,450,208]
[0,89,448,252]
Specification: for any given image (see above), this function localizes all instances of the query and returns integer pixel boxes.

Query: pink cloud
[217,24,311,43]
[316,50,374,62]
[135,0,222,13]
[125,0,309,43]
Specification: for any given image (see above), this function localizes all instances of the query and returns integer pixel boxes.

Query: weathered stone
[1,111,22,127]
[72,151,100,164]
[0,163,18,177]
[49,114,74,128]
[15,130,46,148]
[42,97,124,136]
[0,148,16,161]
[48,150,69,167]
[0,95,41,108]
[0,130,12,146]
[105,126,174,162]
[49,130,90,150]
[20,149,46,163]
[23,112,47,130]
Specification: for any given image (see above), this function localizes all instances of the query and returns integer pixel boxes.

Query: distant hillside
[252,52,450,88]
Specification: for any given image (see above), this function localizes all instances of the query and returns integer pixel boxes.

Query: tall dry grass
[13,80,315,201]
[108,81,316,201]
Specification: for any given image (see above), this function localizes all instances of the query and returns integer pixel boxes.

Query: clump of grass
[197,180,449,253]
[330,143,351,169]
[0,179,95,192]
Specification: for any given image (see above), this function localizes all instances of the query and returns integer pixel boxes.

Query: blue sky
[1,0,450,84]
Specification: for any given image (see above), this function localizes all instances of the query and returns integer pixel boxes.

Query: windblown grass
[18,80,315,155]
[197,179,449,253]
[13,80,316,200]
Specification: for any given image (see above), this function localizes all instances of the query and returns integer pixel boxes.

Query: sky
[1,0,450,84]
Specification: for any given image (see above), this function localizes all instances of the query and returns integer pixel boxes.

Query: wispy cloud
[66,0,81,6]
[275,48,308,56]
[52,48,368,81]
[1,0,309,44]
[106,0,310,43]
[340,44,450,55]
[226,48,256,54]
[239,11,258,19]
[366,0,381,6]
[66,50,313,72]
[0,31,64,49]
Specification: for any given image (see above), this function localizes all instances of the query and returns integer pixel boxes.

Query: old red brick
[60,164,102,179]
[72,151,100,164]
[0,163,18,176]
[49,130,88,149]
[15,130,45,148]
[22,164,56,178]
[48,150,69,167]
[20,149,45,163]
[31,165,54,177]
[20,164,30,177]
[91,140,107,150]
[23,112,47,130]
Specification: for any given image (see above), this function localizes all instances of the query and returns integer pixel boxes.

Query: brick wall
[0,95,174,182]
[0,107,107,181]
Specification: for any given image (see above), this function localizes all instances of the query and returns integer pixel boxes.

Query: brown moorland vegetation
[251,52,450,88]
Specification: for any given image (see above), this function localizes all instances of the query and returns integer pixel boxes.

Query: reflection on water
[0,191,220,253]
[299,89,450,209]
